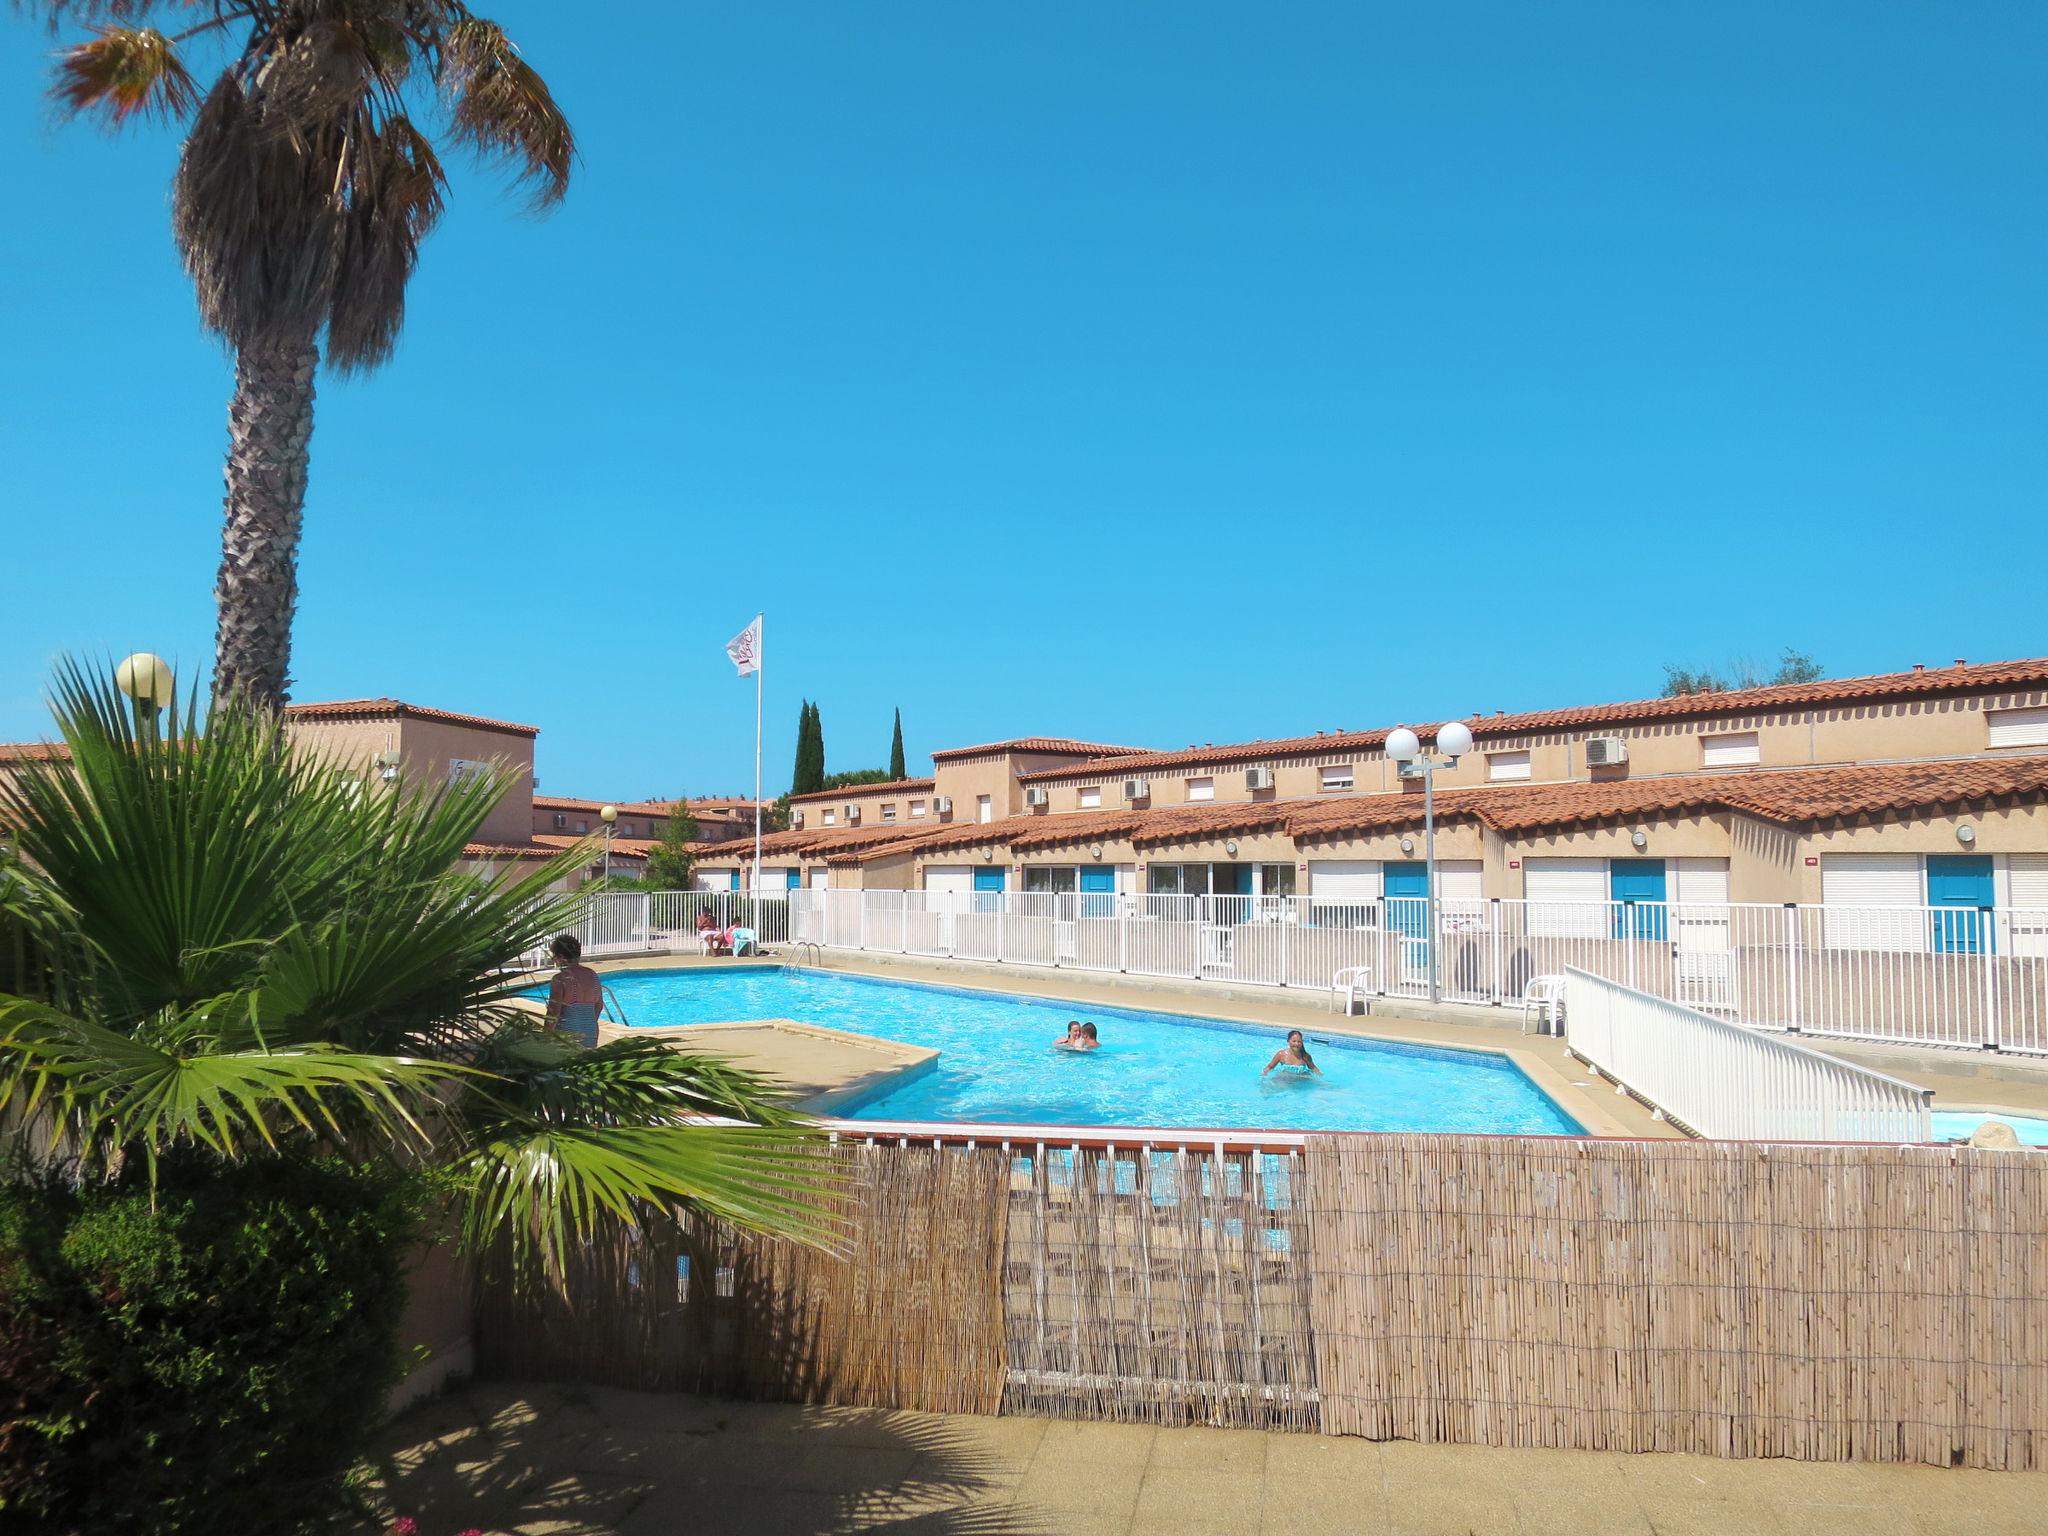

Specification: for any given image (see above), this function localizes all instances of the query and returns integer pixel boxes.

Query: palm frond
[439,16,572,207]
[0,994,466,1170]
[470,1027,809,1129]
[454,1124,847,1271]
[53,25,198,123]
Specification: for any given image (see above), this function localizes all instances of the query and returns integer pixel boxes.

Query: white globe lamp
[1385,726,1421,763]
[1437,720,1474,760]
[115,652,175,712]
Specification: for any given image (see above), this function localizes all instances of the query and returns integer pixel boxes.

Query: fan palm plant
[0,664,839,1270]
[33,2,574,709]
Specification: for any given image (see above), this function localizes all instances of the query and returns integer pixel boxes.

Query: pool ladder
[600,983,631,1028]
[789,941,823,969]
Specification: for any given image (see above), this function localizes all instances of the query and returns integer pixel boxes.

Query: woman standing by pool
[1261,1030,1321,1077]
[546,934,603,1047]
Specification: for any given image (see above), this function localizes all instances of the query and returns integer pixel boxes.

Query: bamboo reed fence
[473,1143,1009,1414]
[1306,1135,2048,1469]
[998,1144,1319,1430]
[468,1135,2048,1469]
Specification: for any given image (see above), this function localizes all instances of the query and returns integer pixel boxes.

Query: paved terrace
[360,1379,2048,1535]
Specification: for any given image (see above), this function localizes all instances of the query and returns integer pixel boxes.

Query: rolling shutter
[1701,732,1760,766]
[2008,855,2048,958]
[1988,706,2048,748]
[922,865,973,898]
[1523,857,1606,938]
[1309,860,1380,901]
[1820,854,1920,952]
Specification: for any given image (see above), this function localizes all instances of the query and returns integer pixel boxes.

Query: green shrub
[0,1157,426,1535]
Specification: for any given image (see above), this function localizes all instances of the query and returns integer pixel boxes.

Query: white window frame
[1320,764,1354,792]
[1487,750,1532,782]
[1701,731,1761,767]
[1988,706,2048,749]
[909,800,926,818]
[1186,776,1215,802]
[822,809,837,827]
[977,794,993,824]
[1078,786,1102,809]
[881,804,898,822]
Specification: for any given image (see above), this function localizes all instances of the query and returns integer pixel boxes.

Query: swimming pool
[586,967,1584,1135]
[1931,1110,2048,1147]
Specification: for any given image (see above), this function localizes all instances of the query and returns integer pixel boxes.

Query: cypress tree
[888,708,906,780]
[789,699,812,796]
[807,703,827,791]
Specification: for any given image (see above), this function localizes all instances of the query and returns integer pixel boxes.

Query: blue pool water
[583,967,1583,1135]
[1932,1110,2048,1146]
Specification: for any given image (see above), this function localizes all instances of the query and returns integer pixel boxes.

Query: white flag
[725,615,762,676]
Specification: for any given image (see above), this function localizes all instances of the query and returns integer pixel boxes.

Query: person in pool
[1053,1020,1082,1048]
[1070,1022,1100,1051]
[1261,1029,1321,1077]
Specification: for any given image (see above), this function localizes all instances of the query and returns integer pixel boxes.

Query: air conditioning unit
[1397,760,1428,782]
[1245,766,1275,791]
[791,810,805,828]
[1123,778,1151,802]
[845,805,862,823]
[934,795,953,815]
[1584,735,1629,768]
[1024,787,1049,808]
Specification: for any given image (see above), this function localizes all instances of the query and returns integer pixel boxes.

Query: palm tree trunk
[213,338,318,710]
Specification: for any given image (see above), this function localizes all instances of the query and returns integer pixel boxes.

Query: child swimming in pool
[1261,1030,1321,1077]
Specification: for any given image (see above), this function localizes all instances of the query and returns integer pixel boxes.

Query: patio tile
[1384,1490,1526,1536]
[1772,1503,1921,1536]
[1512,1491,1654,1535]
[1261,1476,1396,1535]
[1635,1496,1787,1535]
[1033,1417,1160,1465]
[1150,1424,1273,1473]
[1130,1465,1267,1531]
[1264,1433,1383,1481]
[1380,1441,1517,1494]
[1012,1457,1147,1523]
[774,1441,923,1494]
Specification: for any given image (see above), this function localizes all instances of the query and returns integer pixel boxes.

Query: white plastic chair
[1521,974,1567,1035]
[1333,965,1373,1015]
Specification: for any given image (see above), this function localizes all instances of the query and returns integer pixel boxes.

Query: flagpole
[753,614,763,897]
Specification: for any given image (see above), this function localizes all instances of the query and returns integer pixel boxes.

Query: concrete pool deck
[359,1378,2048,1534]
[592,1015,938,1114]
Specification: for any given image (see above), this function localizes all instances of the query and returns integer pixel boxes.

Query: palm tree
[36,3,574,709]
[0,663,838,1270]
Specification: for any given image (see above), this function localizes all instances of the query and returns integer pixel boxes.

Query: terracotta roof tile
[1461,656,2048,738]
[930,737,1150,762]
[1284,755,2048,840]
[529,833,652,859]
[0,742,70,763]
[1019,730,1391,782]
[286,698,540,737]
[787,777,934,804]
[1015,656,2048,782]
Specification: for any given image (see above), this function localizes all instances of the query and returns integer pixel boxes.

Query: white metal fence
[784,889,2048,1057]
[532,886,2048,1058]
[1562,968,1934,1141]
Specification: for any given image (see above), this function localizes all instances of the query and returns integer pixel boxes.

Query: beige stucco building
[690,657,2048,920]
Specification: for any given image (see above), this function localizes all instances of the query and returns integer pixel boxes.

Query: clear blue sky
[3,3,2043,800]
